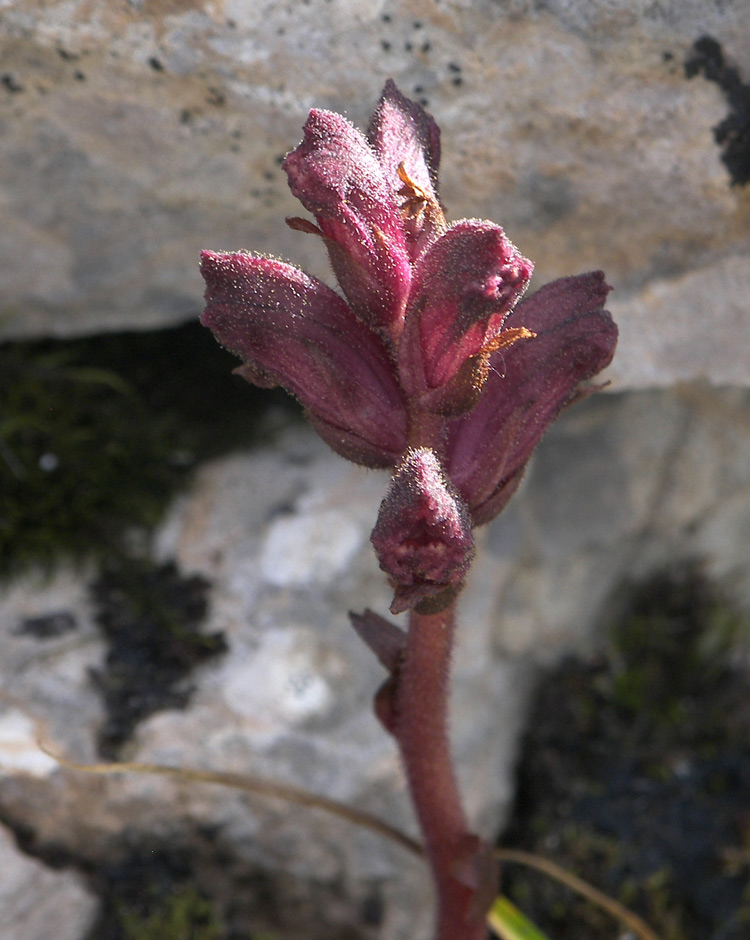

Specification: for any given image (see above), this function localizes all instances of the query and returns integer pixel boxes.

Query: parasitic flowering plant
[200,81,617,940]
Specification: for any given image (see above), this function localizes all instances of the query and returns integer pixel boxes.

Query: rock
[1,384,749,937]
[0,424,531,940]
[0,823,97,940]
[0,708,60,779]
[1,1,748,389]
[482,384,750,658]
[604,255,750,389]
[0,566,106,766]
[146,426,531,937]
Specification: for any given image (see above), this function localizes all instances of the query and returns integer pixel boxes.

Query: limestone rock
[0,425,531,940]
[1,384,750,937]
[483,384,750,658]
[1,0,748,388]
[0,823,97,940]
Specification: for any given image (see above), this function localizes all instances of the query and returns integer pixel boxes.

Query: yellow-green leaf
[487,895,553,940]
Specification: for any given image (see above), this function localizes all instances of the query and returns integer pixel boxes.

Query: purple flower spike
[371,448,475,615]
[200,82,618,610]
[199,85,621,940]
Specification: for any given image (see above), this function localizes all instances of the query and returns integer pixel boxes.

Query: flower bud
[371,448,475,614]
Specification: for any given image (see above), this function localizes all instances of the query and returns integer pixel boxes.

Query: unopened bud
[371,448,475,614]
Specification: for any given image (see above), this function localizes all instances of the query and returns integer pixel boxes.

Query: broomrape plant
[199,81,618,940]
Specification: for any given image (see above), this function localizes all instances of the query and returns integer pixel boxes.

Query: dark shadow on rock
[501,562,750,940]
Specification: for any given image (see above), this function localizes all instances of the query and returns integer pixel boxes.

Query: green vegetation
[82,842,284,940]
[119,886,222,940]
[0,323,297,577]
[501,564,750,940]
[606,566,748,731]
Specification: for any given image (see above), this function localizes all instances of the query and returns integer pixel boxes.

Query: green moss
[606,565,750,734]
[501,563,750,940]
[0,344,179,574]
[0,324,298,578]
[119,886,222,940]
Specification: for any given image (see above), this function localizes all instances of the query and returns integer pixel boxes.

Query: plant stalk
[396,603,488,940]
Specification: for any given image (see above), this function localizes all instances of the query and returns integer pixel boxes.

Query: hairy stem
[396,603,488,940]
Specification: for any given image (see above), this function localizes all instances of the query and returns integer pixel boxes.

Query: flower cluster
[200,81,617,613]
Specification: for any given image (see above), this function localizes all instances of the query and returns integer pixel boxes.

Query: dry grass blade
[495,848,662,940]
[37,739,423,857]
[36,736,660,940]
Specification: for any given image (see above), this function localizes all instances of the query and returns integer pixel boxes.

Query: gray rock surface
[0,823,97,940]
[482,384,750,658]
[1,384,749,938]
[0,423,531,940]
[1,0,748,387]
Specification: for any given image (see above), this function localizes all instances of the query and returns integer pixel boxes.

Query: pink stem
[395,603,488,940]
